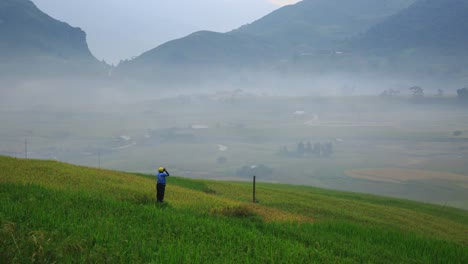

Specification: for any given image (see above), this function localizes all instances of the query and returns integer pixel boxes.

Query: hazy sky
[32,0,301,64]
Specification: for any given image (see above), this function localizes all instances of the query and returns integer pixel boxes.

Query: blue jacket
[156,171,169,184]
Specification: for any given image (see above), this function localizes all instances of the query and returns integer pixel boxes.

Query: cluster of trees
[410,86,468,101]
[380,89,400,97]
[380,87,427,98]
[278,141,334,158]
[380,86,468,102]
[409,86,424,99]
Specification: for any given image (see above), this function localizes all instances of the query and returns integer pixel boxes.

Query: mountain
[352,0,468,55]
[348,0,468,77]
[117,31,278,81]
[0,0,104,77]
[235,0,416,54]
[116,0,416,81]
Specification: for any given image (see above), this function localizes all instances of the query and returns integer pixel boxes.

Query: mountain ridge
[342,0,468,78]
[0,0,104,77]
[352,0,468,55]
[235,0,417,51]
[116,0,421,82]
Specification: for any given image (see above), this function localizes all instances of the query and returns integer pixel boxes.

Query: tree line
[380,86,468,103]
[278,141,334,158]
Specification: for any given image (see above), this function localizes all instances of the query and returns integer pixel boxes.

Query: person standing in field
[156,167,170,203]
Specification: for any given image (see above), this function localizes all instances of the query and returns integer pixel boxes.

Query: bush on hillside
[210,205,257,218]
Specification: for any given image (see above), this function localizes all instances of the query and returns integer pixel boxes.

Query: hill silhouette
[347,0,468,77]
[0,0,104,77]
[236,0,416,54]
[117,0,468,84]
[117,0,416,78]
[353,0,468,55]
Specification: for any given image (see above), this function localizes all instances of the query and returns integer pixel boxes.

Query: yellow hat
[158,167,165,172]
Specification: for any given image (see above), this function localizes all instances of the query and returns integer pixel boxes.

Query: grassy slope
[0,156,467,263]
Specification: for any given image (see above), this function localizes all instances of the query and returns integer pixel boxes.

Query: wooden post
[24,139,27,159]
[253,175,256,203]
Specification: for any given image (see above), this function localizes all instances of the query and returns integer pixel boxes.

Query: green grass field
[1,156,467,263]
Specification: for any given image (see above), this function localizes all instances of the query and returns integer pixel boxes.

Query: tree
[297,141,305,156]
[457,87,468,102]
[305,141,313,154]
[278,146,289,156]
[216,156,227,164]
[321,142,334,157]
[409,86,424,98]
[313,143,321,157]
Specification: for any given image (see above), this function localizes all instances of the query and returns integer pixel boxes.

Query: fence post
[253,175,256,203]
[24,139,27,159]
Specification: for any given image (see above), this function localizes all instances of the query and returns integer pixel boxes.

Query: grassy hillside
[1,156,467,263]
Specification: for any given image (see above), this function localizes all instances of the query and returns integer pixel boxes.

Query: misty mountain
[347,0,468,77]
[32,0,279,64]
[352,0,468,55]
[0,0,104,77]
[117,31,278,77]
[235,0,416,54]
[116,0,417,82]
